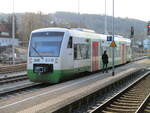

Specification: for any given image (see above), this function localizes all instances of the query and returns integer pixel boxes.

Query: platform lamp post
[78,0,81,27]
[104,0,108,34]
[12,0,15,64]
[112,0,115,76]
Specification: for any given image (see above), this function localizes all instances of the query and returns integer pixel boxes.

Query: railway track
[0,74,28,85]
[0,63,26,74]
[136,93,150,113]
[0,80,40,97]
[144,100,150,113]
[89,71,150,113]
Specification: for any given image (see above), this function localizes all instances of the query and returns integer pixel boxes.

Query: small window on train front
[67,36,72,48]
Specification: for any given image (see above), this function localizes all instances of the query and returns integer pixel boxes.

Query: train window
[74,44,90,60]
[74,44,77,59]
[29,32,64,57]
[82,45,90,59]
[67,36,72,48]
[32,32,64,37]
[86,45,90,59]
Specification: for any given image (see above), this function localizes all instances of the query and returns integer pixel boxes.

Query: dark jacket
[102,53,108,64]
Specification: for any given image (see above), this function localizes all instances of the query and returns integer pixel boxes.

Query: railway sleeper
[120,96,144,100]
[125,89,143,92]
[109,104,138,109]
[127,90,145,93]
[123,93,147,97]
[102,110,120,113]
[125,91,147,95]
[145,104,150,109]
[113,101,141,106]
[105,106,136,112]
[122,94,146,99]
[144,108,150,113]
[116,99,143,103]
[145,107,150,110]
[119,96,143,101]
[102,110,119,113]
[118,98,144,102]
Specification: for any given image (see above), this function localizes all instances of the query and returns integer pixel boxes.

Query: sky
[0,0,149,21]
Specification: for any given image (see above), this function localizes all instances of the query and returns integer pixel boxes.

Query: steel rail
[135,93,150,113]
[0,74,28,84]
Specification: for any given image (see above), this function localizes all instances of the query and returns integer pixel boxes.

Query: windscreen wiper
[31,45,44,59]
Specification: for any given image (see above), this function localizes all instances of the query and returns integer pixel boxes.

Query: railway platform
[0,59,150,113]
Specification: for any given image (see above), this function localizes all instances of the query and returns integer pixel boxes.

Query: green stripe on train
[27,66,90,83]
[27,59,126,83]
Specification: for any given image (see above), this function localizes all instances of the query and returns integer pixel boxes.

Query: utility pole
[104,0,108,34]
[112,0,115,76]
[78,0,81,27]
[12,0,15,64]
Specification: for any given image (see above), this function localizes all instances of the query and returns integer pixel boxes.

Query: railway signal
[130,26,134,38]
[147,22,150,36]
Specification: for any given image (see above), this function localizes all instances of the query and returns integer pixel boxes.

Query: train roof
[69,28,131,43]
[31,27,131,43]
[31,27,69,33]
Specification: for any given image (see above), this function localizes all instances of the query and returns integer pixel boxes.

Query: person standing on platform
[102,50,109,73]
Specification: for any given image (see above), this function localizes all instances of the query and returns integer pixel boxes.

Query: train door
[121,44,125,63]
[92,41,99,71]
[66,36,73,69]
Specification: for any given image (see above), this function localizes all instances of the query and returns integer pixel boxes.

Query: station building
[0,25,19,46]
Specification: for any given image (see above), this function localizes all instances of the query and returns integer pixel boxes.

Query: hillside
[0,12,148,42]
[53,12,147,40]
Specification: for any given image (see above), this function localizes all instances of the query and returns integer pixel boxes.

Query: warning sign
[110,40,117,47]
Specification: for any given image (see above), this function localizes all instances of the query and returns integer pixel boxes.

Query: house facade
[0,25,19,46]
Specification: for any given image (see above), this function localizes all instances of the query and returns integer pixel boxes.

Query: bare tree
[18,12,53,45]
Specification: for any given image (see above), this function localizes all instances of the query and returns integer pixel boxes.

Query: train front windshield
[29,32,64,57]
